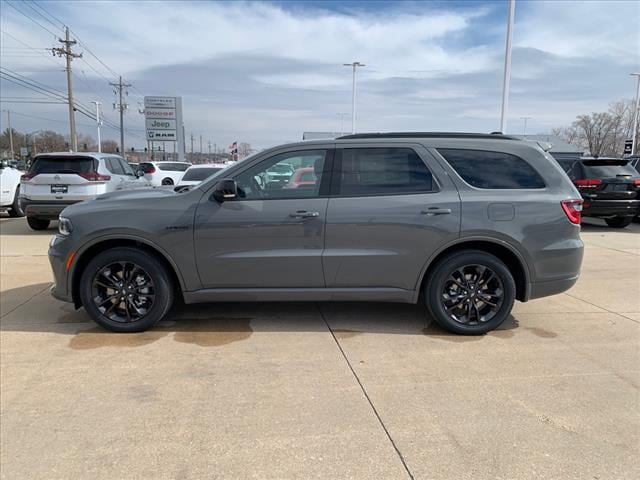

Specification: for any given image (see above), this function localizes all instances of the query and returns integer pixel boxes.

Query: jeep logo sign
[145,119,177,130]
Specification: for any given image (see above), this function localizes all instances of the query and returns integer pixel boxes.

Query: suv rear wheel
[425,250,516,335]
[161,178,174,185]
[604,216,633,228]
[27,217,50,230]
[79,247,174,332]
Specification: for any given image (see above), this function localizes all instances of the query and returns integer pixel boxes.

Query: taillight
[145,166,155,174]
[634,179,640,186]
[78,172,111,182]
[20,172,37,181]
[561,199,583,225]
[574,179,602,188]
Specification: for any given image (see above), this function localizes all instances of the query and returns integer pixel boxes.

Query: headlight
[58,217,73,236]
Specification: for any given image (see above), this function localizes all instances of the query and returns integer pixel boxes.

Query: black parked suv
[555,157,640,228]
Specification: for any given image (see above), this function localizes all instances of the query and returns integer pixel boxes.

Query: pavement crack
[0,284,50,319]
[563,292,640,324]
[316,303,415,480]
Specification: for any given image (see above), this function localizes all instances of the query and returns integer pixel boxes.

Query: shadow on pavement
[0,282,522,349]
[580,219,640,233]
[0,217,58,236]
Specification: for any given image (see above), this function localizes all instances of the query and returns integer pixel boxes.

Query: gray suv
[48,133,584,335]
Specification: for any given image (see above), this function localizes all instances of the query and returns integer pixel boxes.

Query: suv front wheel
[27,217,50,230]
[79,247,174,332]
[425,250,516,335]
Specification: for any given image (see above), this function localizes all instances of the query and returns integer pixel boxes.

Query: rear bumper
[528,274,580,301]
[20,198,82,219]
[582,199,640,218]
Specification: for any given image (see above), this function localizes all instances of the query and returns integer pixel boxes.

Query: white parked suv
[0,161,25,217]
[20,152,150,230]
[138,161,192,186]
[177,163,228,186]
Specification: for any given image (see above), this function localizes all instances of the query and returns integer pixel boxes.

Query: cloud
[1,0,637,148]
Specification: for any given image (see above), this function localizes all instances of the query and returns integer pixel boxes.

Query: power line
[4,0,59,37]
[27,0,67,30]
[21,0,64,32]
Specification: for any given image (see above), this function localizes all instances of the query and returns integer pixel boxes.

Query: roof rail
[336,132,521,141]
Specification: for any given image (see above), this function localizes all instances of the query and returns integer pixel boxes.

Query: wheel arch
[70,236,185,308]
[415,237,531,303]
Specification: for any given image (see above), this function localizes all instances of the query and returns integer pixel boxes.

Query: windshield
[268,163,292,174]
[582,160,637,177]
[182,167,224,181]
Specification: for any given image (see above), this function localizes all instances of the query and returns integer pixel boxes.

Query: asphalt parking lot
[0,216,638,480]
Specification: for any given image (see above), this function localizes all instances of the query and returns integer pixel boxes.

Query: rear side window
[30,156,95,174]
[182,167,223,181]
[157,163,191,172]
[139,163,155,173]
[336,148,434,196]
[105,158,124,175]
[438,149,545,189]
[581,160,638,177]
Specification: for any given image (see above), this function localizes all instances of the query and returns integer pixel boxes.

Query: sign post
[143,96,185,161]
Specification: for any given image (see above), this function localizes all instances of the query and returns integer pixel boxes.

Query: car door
[104,157,128,191]
[194,147,333,288]
[323,144,461,291]
[117,158,146,189]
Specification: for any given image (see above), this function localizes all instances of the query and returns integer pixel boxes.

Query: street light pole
[343,62,365,134]
[91,101,102,152]
[631,73,640,155]
[499,0,516,134]
[520,116,532,136]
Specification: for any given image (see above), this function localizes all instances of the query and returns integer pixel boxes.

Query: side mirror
[136,169,145,178]
[212,178,238,203]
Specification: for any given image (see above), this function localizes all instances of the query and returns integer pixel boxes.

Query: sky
[1,0,639,150]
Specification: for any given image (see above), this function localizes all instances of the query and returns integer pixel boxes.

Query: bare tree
[101,139,119,153]
[237,142,253,159]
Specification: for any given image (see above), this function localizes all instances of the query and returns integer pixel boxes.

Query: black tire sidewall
[161,178,173,185]
[27,217,50,230]
[79,247,174,333]
[605,216,633,228]
[9,186,25,217]
[426,250,516,335]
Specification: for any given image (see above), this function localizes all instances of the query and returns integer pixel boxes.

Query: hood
[94,186,176,202]
[61,186,180,217]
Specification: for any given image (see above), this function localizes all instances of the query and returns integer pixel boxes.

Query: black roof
[336,132,520,141]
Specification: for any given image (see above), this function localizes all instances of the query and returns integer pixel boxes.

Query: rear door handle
[290,210,320,218]
[421,207,452,216]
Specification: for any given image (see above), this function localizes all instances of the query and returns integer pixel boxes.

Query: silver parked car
[48,133,584,335]
[20,152,150,230]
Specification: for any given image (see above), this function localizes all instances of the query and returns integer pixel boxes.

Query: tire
[79,247,174,332]
[27,217,50,230]
[425,250,516,335]
[604,216,633,228]
[7,186,25,217]
[161,178,174,185]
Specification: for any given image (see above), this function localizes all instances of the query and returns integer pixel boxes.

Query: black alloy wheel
[92,261,155,323]
[425,250,516,335]
[441,264,504,325]
[80,247,174,332]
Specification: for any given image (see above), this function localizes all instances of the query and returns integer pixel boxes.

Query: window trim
[435,148,547,190]
[229,148,335,201]
[329,146,440,198]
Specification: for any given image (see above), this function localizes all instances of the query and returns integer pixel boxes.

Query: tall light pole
[520,116,532,136]
[343,62,365,134]
[631,73,640,155]
[3,110,15,159]
[91,101,102,152]
[499,0,516,134]
[336,112,348,136]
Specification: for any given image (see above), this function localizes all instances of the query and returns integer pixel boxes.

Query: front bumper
[582,199,640,218]
[48,235,74,303]
[20,198,82,220]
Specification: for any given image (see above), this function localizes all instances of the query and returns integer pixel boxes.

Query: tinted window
[235,150,326,199]
[157,162,191,172]
[30,156,95,174]
[139,163,155,173]
[337,148,433,196]
[119,159,135,175]
[105,158,124,175]
[182,167,223,181]
[581,160,638,177]
[438,149,545,189]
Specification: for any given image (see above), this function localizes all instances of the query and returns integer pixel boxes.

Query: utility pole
[190,133,194,154]
[91,101,102,152]
[208,138,212,157]
[520,116,532,136]
[343,62,365,134]
[109,76,131,156]
[4,110,15,159]
[631,72,640,155]
[499,0,515,134]
[199,135,203,163]
[52,27,82,152]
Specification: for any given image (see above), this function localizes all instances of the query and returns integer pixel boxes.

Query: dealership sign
[144,107,176,119]
[145,119,177,130]
[144,96,176,109]
[147,130,177,140]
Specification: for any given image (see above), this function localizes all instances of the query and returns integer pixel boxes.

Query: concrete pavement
[1,217,638,479]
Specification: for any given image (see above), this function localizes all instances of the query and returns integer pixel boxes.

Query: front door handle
[290,210,320,218]
[421,207,452,216]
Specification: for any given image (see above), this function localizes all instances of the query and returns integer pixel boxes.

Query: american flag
[228,141,237,153]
